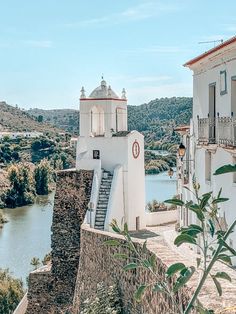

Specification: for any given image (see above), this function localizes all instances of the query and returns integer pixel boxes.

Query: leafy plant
[106,165,236,314]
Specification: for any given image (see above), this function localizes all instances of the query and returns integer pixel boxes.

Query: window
[220,70,227,95]
[233,156,236,184]
[205,151,211,181]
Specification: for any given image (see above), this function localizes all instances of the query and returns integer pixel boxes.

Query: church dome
[89,79,119,99]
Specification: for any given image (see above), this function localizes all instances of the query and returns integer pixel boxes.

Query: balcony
[198,116,236,147]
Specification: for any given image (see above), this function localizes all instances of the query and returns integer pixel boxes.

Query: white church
[76,79,146,231]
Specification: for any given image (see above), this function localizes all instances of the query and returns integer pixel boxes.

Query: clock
[132,140,140,159]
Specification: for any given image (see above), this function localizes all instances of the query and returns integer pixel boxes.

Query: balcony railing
[198,116,236,147]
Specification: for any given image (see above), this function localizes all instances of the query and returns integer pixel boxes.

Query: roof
[174,125,190,133]
[184,36,236,67]
[89,79,119,99]
[112,131,131,137]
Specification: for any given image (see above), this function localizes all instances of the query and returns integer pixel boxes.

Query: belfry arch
[90,106,105,136]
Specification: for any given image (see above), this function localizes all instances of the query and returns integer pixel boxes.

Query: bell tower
[79,79,127,138]
[76,79,145,231]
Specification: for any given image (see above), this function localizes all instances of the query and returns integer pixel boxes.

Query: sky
[1,0,236,109]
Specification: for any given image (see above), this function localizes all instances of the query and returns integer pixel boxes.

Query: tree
[4,163,35,208]
[107,164,236,314]
[0,269,24,314]
[42,252,51,265]
[37,115,43,123]
[30,257,41,270]
[34,159,52,195]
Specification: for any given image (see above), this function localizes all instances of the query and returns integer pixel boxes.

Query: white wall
[105,165,125,232]
[80,98,127,137]
[146,209,177,227]
[185,46,236,264]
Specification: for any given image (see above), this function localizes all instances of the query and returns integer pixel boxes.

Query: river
[0,171,176,283]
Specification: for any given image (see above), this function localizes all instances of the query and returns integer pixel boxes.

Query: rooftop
[184,35,236,67]
[80,79,126,100]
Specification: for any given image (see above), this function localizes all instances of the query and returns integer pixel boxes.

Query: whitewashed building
[76,79,145,231]
[177,36,236,263]
[0,131,43,140]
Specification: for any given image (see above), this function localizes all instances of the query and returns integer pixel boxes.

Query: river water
[0,171,176,282]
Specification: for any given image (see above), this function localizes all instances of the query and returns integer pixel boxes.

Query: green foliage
[146,199,176,212]
[145,151,176,174]
[31,138,55,152]
[0,143,20,164]
[107,164,236,314]
[0,269,24,314]
[128,97,192,148]
[42,252,51,265]
[80,282,122,314]
[30,257,41,270]
[4,164,35,208]
[34,159,53,195]
[213,164,236,175]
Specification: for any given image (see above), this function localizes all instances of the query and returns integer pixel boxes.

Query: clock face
[132,140,140,159]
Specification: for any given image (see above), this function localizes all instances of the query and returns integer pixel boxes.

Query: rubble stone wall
[73,226,192,314]
[26,170,93,314]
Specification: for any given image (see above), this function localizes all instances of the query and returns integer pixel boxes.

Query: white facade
[178,37,236,263]
[77,79,145,231]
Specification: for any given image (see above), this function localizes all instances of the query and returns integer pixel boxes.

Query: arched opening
[116,107,126,132]
[90,106,105,136]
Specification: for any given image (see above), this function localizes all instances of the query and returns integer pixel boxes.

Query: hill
[0,102,63,135]
[28,108,78,134]
[128,97,192,150]
[28,97,192,148]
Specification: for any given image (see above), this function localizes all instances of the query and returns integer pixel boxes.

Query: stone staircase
[94,171,113,230]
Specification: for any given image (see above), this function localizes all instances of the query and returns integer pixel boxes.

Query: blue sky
[1,0,236,109]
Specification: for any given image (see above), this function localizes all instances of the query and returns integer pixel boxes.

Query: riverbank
[0,172,177,282]
[145,150,176,174]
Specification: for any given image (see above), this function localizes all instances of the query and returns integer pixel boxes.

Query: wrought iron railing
[198,116,236,147]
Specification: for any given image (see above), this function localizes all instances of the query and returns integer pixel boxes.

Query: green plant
[4,163,35,208]
[0,269,24,314]
[107,164,236,314]
[80,282,122,314]
[34,159,53,195]
[30,257,41,270]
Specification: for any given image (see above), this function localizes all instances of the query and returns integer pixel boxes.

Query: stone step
[95,226,104,230]
[96,209,107,213]
[97,201,108,204]
[96,214,106,218]
[95,218,105,223]
[100,184,112,188]
[97,207,107,210]
[95,222,105,227]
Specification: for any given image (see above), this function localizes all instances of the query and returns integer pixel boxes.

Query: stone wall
[73,226,191,314]
[26,170,93,314]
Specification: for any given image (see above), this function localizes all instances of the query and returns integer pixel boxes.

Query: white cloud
[64,1,180,28]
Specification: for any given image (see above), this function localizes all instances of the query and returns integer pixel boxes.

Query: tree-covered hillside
[0,102,63,135]
[128,97,192,150]
[27,97,192,148]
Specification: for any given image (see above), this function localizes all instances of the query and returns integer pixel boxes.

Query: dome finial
[80,86,86,99]
[101,74,107,89]
[121,88,126,99]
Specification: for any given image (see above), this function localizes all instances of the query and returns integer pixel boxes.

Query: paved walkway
[139,224,236,313]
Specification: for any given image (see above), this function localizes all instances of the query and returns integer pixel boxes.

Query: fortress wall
[73,225,192,314]
[26,170,93,314]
